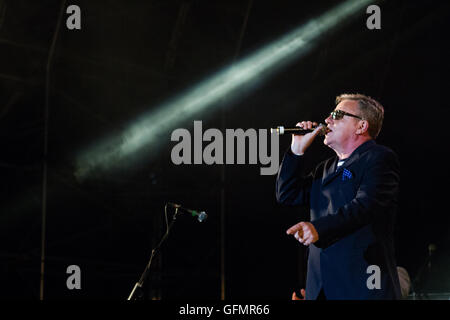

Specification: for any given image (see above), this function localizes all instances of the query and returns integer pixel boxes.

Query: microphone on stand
[127,202,207,300]
[270,124,329,135]
[167,202,208,222]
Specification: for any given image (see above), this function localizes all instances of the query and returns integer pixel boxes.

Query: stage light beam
[75,0,374,180]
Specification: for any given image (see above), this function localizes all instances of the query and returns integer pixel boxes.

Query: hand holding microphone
[290,121,324,156]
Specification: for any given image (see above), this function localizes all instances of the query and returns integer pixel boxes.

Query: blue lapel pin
[342,168,353,181]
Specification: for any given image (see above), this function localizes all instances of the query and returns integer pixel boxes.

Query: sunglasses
[330,109,363,120]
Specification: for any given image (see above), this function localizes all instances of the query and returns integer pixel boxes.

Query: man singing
[276,93,402,300]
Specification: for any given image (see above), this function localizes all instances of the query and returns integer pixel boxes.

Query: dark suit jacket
[276,140,402,300]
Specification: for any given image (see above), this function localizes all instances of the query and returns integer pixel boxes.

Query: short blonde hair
[336,93,384,139]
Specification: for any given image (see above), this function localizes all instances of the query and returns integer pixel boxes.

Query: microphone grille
[197,211,207,222]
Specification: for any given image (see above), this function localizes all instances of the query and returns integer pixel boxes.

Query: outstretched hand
[286,222,319,246]
[292,289,306,300]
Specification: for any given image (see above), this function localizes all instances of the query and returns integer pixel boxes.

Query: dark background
[1,0,449,300]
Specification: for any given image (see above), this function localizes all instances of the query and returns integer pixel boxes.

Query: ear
[356,120,369,135]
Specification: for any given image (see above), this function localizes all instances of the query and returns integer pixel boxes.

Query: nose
[325,114,332,125]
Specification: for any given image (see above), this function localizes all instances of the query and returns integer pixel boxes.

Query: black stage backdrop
[0,0,449,302]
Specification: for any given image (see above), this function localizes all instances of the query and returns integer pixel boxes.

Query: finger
[297,236,305,243]
[295,231,305,240]
[300,233,310,244]
[286,223,302,234]
[300,222,312,233]
[300,289,306,298]
[304,236,313,245]
[312,125,323,136]
[286,227,296,235]
[286,227,297,235]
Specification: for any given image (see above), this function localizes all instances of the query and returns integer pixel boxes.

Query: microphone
[167,202,208,222]
[271,124,329,135]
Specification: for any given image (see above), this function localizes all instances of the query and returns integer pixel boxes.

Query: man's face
[323,99,363,151]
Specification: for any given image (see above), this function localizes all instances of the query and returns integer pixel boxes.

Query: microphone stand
[127,205,181,300]
[410,245,436,300]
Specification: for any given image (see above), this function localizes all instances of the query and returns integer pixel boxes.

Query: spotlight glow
[75,0,373,179]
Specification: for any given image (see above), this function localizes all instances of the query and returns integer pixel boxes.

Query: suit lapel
[322,157,340,186]
[339,152,360,171]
